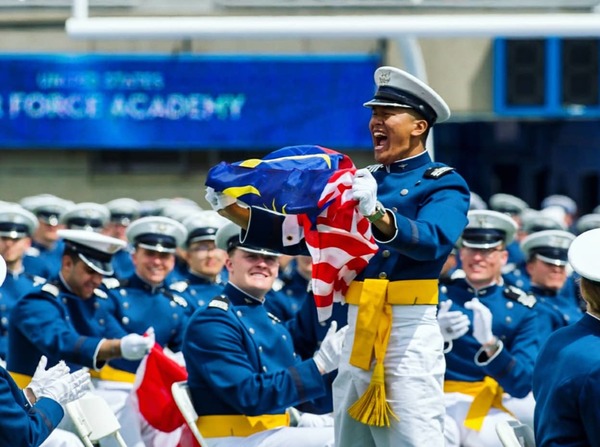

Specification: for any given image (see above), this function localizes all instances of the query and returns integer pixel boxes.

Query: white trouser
[444,392,518,447]
[502,391,535,430]
[40,428,84,447]
[205,427,334,447]
[333,304,446,447]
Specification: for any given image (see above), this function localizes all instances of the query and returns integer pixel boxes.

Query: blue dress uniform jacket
[169,271,225,315]
[533,313,600,447]
[529,285,576,343]
[103,274,188,373]
[182,283,326,417]
[443,279,539,398]
[0,366,64,447]
[244,152,470,283]
[110,248,135,280]
[0,271,46,360]
[7,278,127,378]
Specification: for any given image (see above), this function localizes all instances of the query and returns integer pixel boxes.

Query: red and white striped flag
[299,169,378,321]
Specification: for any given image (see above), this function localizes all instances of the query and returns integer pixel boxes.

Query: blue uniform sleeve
[374,171,470,261]
[0,368,64,447]
[183,307,325,416]
[478,310,539,397]
[12,293,103,370]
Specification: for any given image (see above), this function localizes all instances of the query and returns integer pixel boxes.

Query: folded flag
[206,145,378,321]
[134,344,188,433]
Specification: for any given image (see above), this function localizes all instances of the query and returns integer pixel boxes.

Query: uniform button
[382,250,391,258]
[191,290,197,296]
[120,290,127,296]
[170,301,176,307]
[441,285,448,294]
[286,290,292,296]
[564,314,570,321]
[1,317,7,326]
[258,346,263,352]
[293,352,297,358]
[263,366,268,372]
[172,313,178,319]
[282,334,287,341]
[272,320,277,325]
[65,316,70,321]
[505,316,512,324]
[378,272,387,279]
[198,300,205,306]
[236,310,243,318]
[514,270,522,277]
[249,328,255,335]
[501,335,506,340]
[319,321,327,327]
[516,280,524,288]
[506,301,514,309]
[123,302,129,309]
[400,189,409,196]
[62,298,68,304]
[122,316,130,325]
[94,302,100,309]
[392,207,398,212]
[98,319,105,325]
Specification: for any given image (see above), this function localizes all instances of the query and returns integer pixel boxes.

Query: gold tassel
[347,363,399,427]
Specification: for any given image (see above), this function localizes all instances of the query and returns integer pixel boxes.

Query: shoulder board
[272,277,284,292]
[169,280,189,293]
[503,285,537,308]
[32,276,47,287]
[501,263,517,275]
[171,294,188,308]
[102,277,121,290]
[450,269,466,281]
[208,295,231,312]
[94,289,108,299]
[267,312,282,323]
[26,247,40,257]
[424,166,455,179]
[41,283,59,297]
[366,164,384,173]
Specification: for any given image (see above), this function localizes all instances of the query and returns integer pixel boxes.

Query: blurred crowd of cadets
[0,190,597,444]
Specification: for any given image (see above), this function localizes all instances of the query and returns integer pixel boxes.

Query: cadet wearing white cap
[182,222,345,447]
[168,211,228,312]
[541,194,578,230]
[207,66,470,447]
[575,212,600,235]
[438,210,539,447]
[0,205,49,362]
[1,251,88,447]
[101,216,189,446]
[103,198,141,279]
[489,193,530,270]
[60,202,110,233]
[20,194,74,279]
[7,229,155,447]
[533,228,600,446]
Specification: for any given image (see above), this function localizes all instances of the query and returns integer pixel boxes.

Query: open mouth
[373,131,387,149]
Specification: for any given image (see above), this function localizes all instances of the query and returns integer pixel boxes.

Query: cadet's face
[0,236,30,266]
[368,106,428,165]
[102,222,128,241]
[184,240,226,278]
[35,221,64,245]
[460,246,508,289]
[526,258,567,291]
[132,247,175,285]
[63,257,103,299]
[226,249,279,299]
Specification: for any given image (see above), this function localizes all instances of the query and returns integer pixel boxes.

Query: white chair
[66,393,127,447]
[171,381,208,447]
[496,419,536,447]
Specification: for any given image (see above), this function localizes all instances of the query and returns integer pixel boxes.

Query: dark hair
[579,277,600,313]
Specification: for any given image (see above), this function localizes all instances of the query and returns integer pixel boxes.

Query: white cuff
[474,339,504,366]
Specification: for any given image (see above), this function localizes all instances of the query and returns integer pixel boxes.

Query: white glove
[120,327,155,360]
[313,321,349,374]
[27,356,91,405]
[438,300,471,342]
[465,298,495,346]
[27,356,70,400]
[351,168,378,217]
[49,369,91,405]
[205,186,236,212]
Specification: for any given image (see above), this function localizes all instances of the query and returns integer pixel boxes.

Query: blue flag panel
[0,54,379,150]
